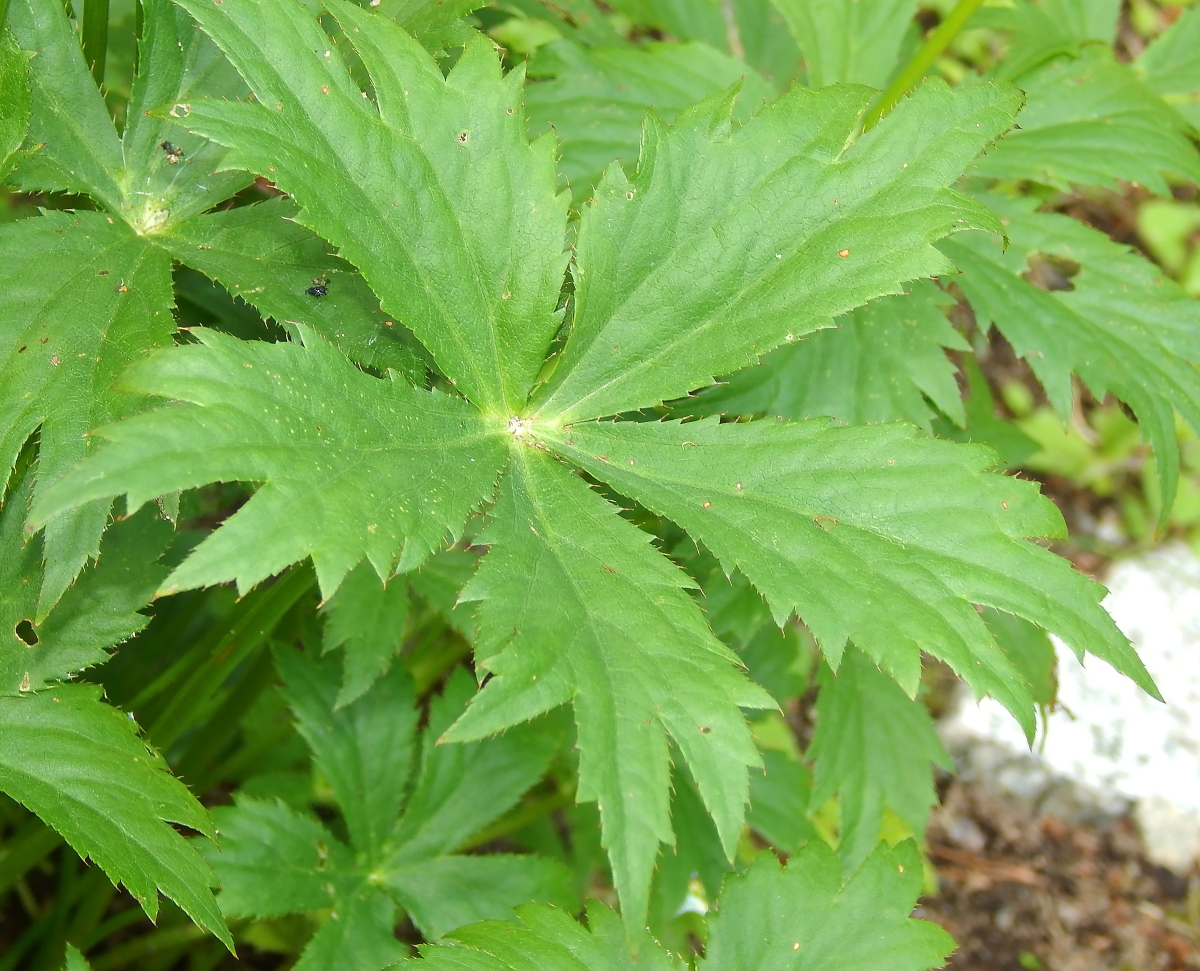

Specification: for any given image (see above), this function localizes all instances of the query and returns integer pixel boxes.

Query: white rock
[941,544,1200,873]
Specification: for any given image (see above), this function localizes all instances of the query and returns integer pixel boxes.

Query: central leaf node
[507,416,534,439]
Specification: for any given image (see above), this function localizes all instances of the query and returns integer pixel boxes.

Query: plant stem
[0,0,10,32]
[81,0,110,87]
[861,0,987,131]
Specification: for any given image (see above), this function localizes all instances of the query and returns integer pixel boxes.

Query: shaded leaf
[322,562,412,708]
[770,0,918,87]
[1136,5,1200,131]
[808,648,951,870]
[0,461,171,695]
[0,684,229,946]
[701,281,968,428]
[162,198,425,376]
[942,192,1200,519]
[525,39,773,201]
[976,46,1200,195]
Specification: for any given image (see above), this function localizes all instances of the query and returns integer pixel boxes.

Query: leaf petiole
[861,0,988,131]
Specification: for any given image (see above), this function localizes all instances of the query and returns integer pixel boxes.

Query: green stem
[89,924,209,971]
[144,566,314,750]
[0,0,10,32]
[81,0,110,87]
[861,0,987,131]
[0,818,62,896]
[459,787,575,851]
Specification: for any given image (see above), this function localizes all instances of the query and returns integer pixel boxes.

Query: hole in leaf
[1022,253,1080,293]
[14,619,38,646]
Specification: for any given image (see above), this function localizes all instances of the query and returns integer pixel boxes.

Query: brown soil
[919,779,1200,971]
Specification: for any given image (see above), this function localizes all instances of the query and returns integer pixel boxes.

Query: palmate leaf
[0,27,30,176]
[769,0,918,87]
[975,45,1200,195]
[0,212,174,614]
[170,0,569,416]
[33,327,508,596]
[1136,5,1200,131]
[531,78,1020,424]
[161,197,425,377]
[1,0,251,611]
[524,39,773,201]
[0,461,171,695]
[0,684,230,946]
[700,281,968,429]
[446,447,773,930]
[941,192,1200,518]
[543,417,1155,732]
[32,0,1046,936]
[403,842,951,971]
[808,648,951,870]
[207,655,570,965]
[978,0,1120,79]
[322,562,411,708]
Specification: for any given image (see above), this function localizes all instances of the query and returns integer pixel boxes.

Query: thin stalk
[0,818,62,895]
[0,0,10,32]
[89,924,209,971]
[81,0,110,87]
[144,566,314,749]
[861,0,988,131]
[459,787,576,851]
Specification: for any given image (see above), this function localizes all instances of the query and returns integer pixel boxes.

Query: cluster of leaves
[1,0,1198,967]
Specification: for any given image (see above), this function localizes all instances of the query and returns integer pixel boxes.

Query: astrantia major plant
[1,0,1198,967]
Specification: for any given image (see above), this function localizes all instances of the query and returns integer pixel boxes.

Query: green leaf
[697,842,953,970]
[0,684,230,947]
[385,854,576,942]
[532,78,1019,424]
[295,893,409,971]
[117,0,254,232]
[524,39,774,201]
[210,654,569,955]
[170,0,569,415]
[162,198,425,377]
[543,417,1156,732]
[770,0,918,87]
[941,192,1200,521]
[0,28,31,177]
[1,461,172,695]
[276,648,419,860]
[390,669,560,862]
[409,901,680,970]
[975,46,1200,195]
[30,327,509,597]
[445,447,773,934]
[978,0,1120,78]
[63,944,92,971]
[405,843,950,970]
[206,795,357,918]
[1136,4,1200,131]
[0,211,175,614]
[6,0,125,209]
[700,282,968,429]
[322,562,411,708]
[808,648,951,870]
[984,608,1057,708]
[747,749,816,853]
